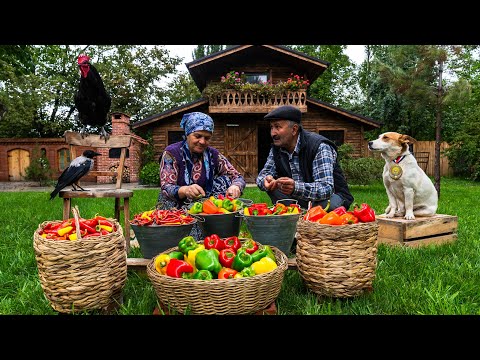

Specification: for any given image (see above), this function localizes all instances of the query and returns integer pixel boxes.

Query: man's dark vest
[165,141,220,189]
[272,129,354,209]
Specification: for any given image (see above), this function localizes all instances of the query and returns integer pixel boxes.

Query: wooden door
[8,149,30,181]
[224,119,257,182]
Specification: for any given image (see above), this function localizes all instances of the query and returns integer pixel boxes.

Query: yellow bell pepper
[251,256,277,275]
[291,207,299,214]
[186,244,205,271]
[243,207,250,216]
[155,254,171,274]
[218,207,230,214]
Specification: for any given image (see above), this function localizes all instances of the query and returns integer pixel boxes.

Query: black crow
[74,53,112,141]
[49,150,101,200]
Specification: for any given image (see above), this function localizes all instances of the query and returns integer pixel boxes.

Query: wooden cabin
[132,45,382,182]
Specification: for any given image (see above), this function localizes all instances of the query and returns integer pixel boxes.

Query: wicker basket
[296,219,379,298]
[33,219,128,313]
[146,242,288,315]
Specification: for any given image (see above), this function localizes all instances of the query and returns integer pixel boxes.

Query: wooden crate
[376,214,458,247]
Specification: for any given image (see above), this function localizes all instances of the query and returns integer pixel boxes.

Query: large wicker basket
[146,242,288,315]
[296,219,379,298]
[33,219,128,313]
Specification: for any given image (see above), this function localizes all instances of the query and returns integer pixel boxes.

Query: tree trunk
[434,61,443,198]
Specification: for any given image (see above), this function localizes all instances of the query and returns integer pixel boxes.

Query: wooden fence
[365,141,453,177]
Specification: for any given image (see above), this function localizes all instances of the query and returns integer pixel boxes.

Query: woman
[157,111,246,240]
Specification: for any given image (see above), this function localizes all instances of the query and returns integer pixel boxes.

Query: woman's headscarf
[180,112,214,136]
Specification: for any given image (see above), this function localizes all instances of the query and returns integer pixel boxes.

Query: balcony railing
[207,89,307,113]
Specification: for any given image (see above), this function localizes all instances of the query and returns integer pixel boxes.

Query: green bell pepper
[195,249,222,274]
[263,245,276,262]
[192,269,214,280]
[188,202,203,214]
[168,251,185,260]
[222,199,234,212]
[239,265,255,277]
[233,199,244,211]
[178,236,198,254]
[213,199,223,208]
[232,250,253,272]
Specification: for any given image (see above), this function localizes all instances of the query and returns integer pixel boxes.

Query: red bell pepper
[218,248,236,268]
[353,203,376,223]
[218,267,238,279]
[241,239,259,254]
[166,259,194,278]
[223,236,241,253]
[204,234,225,250]
[332,206,347,216]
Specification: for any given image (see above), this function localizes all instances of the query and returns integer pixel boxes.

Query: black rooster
[49,150,101,200]
[74,54,112,141]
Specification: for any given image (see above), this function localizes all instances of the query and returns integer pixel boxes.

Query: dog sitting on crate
[368,132,438,220]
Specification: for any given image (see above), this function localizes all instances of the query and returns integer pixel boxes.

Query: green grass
[1,177,479,315]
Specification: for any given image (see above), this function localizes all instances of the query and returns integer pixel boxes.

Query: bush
[340,157,385,185]
[24,146,54,186]
[139,161,160,186]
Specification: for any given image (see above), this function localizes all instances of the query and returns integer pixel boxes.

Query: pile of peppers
[303,202,376,225]
[188,195,245,215]
[243,202,301,216]
[154,234,278,280]
[38,215,116,240]
[131,209,195,226]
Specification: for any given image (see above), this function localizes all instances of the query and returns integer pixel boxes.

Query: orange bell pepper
[339,212,359,225]
[303,200,330,222]
[319,211,343,225]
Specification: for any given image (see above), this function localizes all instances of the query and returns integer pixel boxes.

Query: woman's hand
[226,185,241,199]
[181,184,205,200]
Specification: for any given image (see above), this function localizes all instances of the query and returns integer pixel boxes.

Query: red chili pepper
[204,234,225,251]
[78,220,97,234]
[353,203,376,223]
[223,236,241,253]
[218,248,236,268]
[166,259,194,278]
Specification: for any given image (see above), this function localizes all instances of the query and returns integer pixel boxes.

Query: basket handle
[71,205,83,240]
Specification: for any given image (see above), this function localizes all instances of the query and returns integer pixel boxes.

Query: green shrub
[24,146,54,186]
[340,157,385,185]
[139,161,160,186]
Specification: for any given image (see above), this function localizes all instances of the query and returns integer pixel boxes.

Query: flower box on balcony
[207,89,307,113]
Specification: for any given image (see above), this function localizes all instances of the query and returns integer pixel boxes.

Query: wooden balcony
[207,89,307,113]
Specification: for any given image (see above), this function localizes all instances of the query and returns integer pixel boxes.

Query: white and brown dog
[368,132,438,220]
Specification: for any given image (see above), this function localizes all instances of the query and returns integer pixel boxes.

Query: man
[256,105,354,211]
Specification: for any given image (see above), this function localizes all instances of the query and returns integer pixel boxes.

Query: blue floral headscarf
[180,112,214,136]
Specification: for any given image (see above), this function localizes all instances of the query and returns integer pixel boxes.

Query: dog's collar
[393,155,407,164]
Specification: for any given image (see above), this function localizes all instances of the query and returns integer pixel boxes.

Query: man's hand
[264,175,278,191]
[276,177,294,195]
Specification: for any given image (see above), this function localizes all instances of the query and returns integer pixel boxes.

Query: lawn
[1,177,479,315]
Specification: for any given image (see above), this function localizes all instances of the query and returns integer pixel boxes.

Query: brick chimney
[111,112,131,135]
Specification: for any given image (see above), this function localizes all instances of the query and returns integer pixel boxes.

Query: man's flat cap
[264,105,301,123]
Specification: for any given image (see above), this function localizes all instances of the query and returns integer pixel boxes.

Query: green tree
[287,45,359,107]
[0,45,182,138]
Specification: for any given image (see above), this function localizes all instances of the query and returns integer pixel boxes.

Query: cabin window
[109,148,130,158]
[168,131,184,145]
[318,130,345,146]
[244,72,269,84]
[58,148,70,171]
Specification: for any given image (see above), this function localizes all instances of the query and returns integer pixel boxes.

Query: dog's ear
[400,134,417,144]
